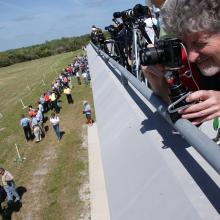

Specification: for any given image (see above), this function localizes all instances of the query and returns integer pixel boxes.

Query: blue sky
[0,0,145,51]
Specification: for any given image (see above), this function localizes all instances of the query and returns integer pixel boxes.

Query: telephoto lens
[113,12,122,19]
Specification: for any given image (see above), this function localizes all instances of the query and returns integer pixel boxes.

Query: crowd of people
[0,54,94,210]
[20,55,93,143]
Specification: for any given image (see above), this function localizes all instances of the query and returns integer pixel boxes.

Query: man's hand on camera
[179,90,220,125]
[142,64,170,103]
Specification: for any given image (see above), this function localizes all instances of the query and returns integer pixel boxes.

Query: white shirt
[82,72,87,78]
[144,17,158,44]
[2,170,13,186]
[50,116,60,126]
[38,103,44,113]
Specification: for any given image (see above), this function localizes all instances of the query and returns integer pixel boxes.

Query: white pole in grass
[15,143,21,159]
[42,80,46,86]
[15,143,26,163]
[20,99,27,109]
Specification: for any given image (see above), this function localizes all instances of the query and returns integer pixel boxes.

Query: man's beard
[197,65,220,77]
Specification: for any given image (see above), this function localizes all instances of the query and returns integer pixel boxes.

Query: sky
[0,0,146,51]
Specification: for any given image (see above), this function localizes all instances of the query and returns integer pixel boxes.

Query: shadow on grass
[0,186,27,220]
[44,125,49,132]
[60,131,65,139]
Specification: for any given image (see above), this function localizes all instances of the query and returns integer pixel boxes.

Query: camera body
[140,38,182,69]
[105,25,121,39]
[140,38,193,121]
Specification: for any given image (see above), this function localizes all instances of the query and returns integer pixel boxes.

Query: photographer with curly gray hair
[143,0,220,125]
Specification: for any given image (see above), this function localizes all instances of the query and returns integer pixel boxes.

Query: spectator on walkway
[20,115,32,142]
[50,113,61,141]
[63,87,73,104]
[0,168,20,206]
[83,100,93,125]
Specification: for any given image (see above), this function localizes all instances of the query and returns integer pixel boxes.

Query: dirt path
[20,136,58,220]
[15,102,91,220]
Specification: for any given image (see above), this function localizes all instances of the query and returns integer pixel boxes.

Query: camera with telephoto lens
[113,4,151,23]
[140,38,182,68]
[96,32,105,44]
[140,38,193,122]
[132,4,151,19]
[105,25,119,38]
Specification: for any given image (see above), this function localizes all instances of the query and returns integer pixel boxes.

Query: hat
[83,100,88,105]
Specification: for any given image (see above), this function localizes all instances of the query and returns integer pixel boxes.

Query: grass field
[0,50,93,219]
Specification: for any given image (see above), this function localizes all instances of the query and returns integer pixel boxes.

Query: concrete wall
[87,44,220,220]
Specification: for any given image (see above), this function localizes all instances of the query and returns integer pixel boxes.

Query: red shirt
[28,109,37,117]
[178,48,202,91]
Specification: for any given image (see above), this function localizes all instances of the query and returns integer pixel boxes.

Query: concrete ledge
[88,123,110,220]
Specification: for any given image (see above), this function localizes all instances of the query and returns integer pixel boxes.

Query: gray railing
[90,42,220,175]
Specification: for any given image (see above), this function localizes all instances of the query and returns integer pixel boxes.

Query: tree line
[0,34,90,68]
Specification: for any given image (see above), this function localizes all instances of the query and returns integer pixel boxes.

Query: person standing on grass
[82,71,88,85]
[50,113,61,141]
[63,86,73,104]
[49,90,59,113]
[0,168,20,206]
[76,71,81,85]
[31,116,42,143]
[36,108,45,136]
[20,115,32,142]
[44,91,51,111]
[28,105,37,118]
[37,100,44,120]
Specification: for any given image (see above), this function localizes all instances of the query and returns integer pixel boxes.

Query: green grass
[41,83,93,220]
[0,50,92,219]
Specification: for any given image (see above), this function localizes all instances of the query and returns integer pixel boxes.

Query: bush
[0,34,90,68]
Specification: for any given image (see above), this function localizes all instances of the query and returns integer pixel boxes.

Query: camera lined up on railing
[91,1,220,135]
[91,3,195,122]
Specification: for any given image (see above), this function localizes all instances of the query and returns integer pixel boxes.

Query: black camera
[140,38,193,122]
[140,38,183,69]
[113,4,151,23]
[132,4,151,19]
[105,24,124,39]
[105,25,116,33]
[105,25,119,38]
